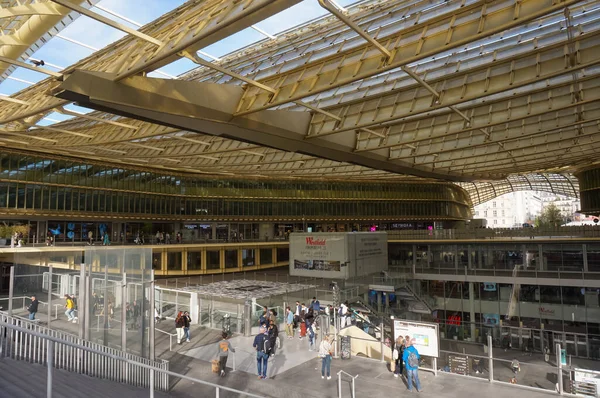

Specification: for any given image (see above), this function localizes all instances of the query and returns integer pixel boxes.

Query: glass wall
[0,153,472,221]
[427,280,600,358]
[409,242,596,274]
[12,247,153,358]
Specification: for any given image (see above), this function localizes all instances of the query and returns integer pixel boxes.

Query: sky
[0,0,360,125]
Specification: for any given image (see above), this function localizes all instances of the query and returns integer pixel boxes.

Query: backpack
[264,336,272,355]
[407,350,419,368]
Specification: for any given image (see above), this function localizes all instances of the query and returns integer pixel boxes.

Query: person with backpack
[216,331,235,377]
[253,325,270,379]
[402,338,422,392]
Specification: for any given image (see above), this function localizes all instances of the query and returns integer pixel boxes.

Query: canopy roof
[0,0,594,202]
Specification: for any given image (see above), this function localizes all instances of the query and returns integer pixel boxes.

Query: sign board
[393,320,439,358]
[574,368,600,397]
[561,348,567,366]
[289,232,387,278]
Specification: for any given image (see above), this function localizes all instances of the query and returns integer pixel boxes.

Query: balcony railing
[389,265,600,282]
[387,226,600,240]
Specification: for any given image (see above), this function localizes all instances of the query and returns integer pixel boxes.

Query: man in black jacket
[28,295,39,320]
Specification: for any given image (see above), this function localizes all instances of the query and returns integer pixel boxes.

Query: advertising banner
[289,232,387,278]
[393,320,439,358]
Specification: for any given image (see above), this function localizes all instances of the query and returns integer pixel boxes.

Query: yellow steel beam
[0,55,62,77]
[50,0,163,46]
[313,30,600,141]
[235,0,583,116]
[0,3,63,18]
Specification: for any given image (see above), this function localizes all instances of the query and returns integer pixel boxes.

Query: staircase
[397,283,434,315]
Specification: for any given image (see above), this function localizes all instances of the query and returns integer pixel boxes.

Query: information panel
[393,320,439,358]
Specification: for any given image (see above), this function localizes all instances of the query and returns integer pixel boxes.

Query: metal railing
[0,312,169,391]
[389,265,600,282]
[387,226,600,240]
[0,320,260,398]
[337,370,358,398]
[155,328,177,351]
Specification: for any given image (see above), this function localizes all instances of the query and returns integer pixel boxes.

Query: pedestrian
[339,301,348,327]
[393,336,405,378]
[217,331,235,377]
[103,233,110,246]
[402,338,422,392]
[361,311,370,334]
[294,301,301,330]
[510,358,520,383]
[183,311,191,342]
[299,305,307,339]
[64,294,76,322]
[88,230,93,245]
[268,319,279,356]
[107,300,114,328]
[311,296,320,313]
[91,292,99,315]
[259,307,269,327]
[319,335,333,380]
[27,295,39,320]
[285,306,294,339]
[306,308,316,351]
[175,311,185,344]
[253,325,270,379]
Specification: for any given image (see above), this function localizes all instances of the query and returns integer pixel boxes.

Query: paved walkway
[167,354,560,398]
[184,332,320,377]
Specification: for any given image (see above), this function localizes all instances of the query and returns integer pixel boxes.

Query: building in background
[474,192,544,228]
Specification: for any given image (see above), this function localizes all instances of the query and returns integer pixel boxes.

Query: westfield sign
[306,237,326,246]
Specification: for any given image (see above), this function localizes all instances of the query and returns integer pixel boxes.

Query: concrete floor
[165,353,562,398]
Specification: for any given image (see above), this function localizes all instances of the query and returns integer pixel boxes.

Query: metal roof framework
[0,0,595,204]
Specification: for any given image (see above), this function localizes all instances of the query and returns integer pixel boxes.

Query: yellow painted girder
[235,0,583,116]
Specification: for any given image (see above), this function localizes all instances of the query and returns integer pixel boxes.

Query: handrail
[337,370,359,378]
[155,327,177,351]
[0,320,263,398]
[337,370,358,398]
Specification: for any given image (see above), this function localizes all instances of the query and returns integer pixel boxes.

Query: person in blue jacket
[402,338,422,392]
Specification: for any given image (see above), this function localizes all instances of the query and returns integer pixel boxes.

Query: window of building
[494,220,497,224]
[493,210,497,217]
[493,202,496,207]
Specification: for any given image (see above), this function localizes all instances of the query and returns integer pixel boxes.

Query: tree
[536,203,563,228]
